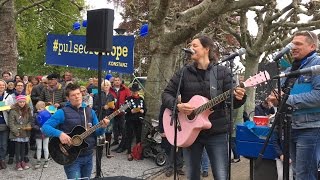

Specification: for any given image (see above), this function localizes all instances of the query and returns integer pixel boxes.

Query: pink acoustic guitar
[163,71,270,147]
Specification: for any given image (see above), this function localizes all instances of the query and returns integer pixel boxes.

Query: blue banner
[45,34,135,74]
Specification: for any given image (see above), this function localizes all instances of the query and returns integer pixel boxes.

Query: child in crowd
[8,95,33,171]
[124,83,146,161]
[6,81,15,94]
[33,101,51,169]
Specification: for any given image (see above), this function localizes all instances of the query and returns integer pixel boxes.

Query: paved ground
[0,149,250,180]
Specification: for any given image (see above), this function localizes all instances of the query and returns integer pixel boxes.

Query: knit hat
[16,95,26,102]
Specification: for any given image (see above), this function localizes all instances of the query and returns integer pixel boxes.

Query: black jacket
[162,62,246,134]
[125,95,146,121]
[93,92,115,119]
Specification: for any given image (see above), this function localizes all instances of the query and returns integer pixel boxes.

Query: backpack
[131,142,143,160]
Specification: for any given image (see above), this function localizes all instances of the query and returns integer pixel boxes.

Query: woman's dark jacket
[162,62,246,135]
[93,92,115,119]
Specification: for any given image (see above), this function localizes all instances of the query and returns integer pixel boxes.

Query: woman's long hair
[194,35,218,63]
[12,102,31,120]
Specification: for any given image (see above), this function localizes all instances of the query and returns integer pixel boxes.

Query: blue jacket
[42,102,105,139]
[285,52,320,129]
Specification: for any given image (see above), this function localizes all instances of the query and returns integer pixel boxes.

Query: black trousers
[161,137,183,169]
[15,142,27,162]
[113,115,125,142]
[8,140,28,158]
[125,120,142,154]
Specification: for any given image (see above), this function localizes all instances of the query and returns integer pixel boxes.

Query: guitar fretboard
[193,90,231,116]
[79,104,129,140]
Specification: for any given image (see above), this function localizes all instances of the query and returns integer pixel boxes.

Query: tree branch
[0,0,9,8]
[70,0,83,11]
[269,3,293,21]
[175,0,212,23]
[149,0,170,25]
[16,0,50,14]
[163,0,272,48]
[275,20,320,28]
[221,16,241,44]
[37,3,78,21]
[264,36,292,52]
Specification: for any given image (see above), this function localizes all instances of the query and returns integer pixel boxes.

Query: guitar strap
[209,65,218,99]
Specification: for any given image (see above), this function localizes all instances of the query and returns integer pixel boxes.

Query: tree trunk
[243,54,260,117]
[0,0,18,76]
[144,47,181,120]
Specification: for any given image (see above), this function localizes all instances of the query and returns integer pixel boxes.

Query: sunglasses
[305,31,316,44]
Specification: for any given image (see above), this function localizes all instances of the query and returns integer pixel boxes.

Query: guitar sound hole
[187,113,195,120]
[71,135,83,146]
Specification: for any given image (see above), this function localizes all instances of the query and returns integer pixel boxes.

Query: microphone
[220,48,246,63]
[272,43,294,61]
[273,65,320,79]
[182,48,195,55]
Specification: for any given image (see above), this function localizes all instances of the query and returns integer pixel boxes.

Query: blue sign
[45,34,135,74]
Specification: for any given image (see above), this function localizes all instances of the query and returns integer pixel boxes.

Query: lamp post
[114,28,126,35]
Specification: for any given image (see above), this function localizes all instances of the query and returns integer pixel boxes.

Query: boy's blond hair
[35,101,46,111]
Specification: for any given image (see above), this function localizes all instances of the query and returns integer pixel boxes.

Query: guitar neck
[194,90,231,115]
[79,109,122,140]
[192,70,270,116]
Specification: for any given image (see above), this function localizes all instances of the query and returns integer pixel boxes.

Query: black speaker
[86,8,114,52]
[250,159,278,180]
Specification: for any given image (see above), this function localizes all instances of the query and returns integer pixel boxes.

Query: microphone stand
[95,52,103,178]
[214,58,235,180]
[255,75,296,180]
[228,59,235,180]
[171,53,189,180]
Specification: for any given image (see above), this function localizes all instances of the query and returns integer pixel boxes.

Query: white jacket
[2,92,14,124]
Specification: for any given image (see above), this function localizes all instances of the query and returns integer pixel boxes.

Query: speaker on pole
[86,8,114,178]
[86,8,114,52]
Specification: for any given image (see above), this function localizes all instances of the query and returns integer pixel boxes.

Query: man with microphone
[269,31,320,180]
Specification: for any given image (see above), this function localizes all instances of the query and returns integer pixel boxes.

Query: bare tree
[220,0,320,116]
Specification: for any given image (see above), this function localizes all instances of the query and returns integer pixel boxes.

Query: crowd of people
[0,71,147,179]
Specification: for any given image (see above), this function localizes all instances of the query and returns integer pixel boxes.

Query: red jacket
[109,84,131,110]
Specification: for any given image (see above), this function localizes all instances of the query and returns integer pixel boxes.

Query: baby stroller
[142,118,167,166]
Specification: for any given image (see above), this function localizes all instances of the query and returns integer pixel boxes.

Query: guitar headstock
[242,71,270,88]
